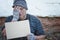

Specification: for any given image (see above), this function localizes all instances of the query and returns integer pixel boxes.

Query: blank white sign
[5,20,31,39]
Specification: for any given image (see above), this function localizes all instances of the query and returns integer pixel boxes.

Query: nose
[19,13,21,16]
[19,11,22,16]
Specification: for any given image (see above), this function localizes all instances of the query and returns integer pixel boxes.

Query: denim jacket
[2,14,45,40]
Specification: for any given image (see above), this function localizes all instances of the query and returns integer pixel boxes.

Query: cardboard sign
[5,20,31,39]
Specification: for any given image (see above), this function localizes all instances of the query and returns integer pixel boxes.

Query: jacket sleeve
[35,18,45,36]
[2,15,13,30]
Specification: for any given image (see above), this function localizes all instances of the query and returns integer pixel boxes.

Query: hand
[27,33,35,40]
[35,35,46,40]
[2,28,6,36]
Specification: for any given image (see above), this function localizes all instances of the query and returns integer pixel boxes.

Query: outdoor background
[0,0,60,40]
[0,0,60,17]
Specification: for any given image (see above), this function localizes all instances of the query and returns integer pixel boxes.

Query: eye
[20,7,24,10]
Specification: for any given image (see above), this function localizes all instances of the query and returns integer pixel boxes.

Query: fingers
[2,28,6,36]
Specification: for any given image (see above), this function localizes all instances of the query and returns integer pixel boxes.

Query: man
[2,0,45,40]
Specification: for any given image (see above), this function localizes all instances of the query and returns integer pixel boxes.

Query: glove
[27,33,35,40]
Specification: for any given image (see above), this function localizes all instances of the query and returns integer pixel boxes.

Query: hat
[13,0,28,10]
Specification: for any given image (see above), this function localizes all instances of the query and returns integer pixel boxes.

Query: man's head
[12,0,28,20]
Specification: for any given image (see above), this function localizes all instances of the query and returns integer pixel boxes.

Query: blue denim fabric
[2,14,45,40]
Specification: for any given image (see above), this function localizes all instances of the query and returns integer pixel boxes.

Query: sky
[0,0,60,17]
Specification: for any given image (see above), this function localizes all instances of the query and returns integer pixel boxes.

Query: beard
[12,9,19,21]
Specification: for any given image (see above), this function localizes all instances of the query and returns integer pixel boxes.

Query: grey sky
[0,0,60,17]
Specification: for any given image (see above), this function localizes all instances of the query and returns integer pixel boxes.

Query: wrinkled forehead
[13,5,26,9]
[13,5,23,8]
[13,5,26,10]
[12,5,27,10]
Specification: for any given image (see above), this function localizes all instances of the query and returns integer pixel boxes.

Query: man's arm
[27,18,46,40]
[34,18,46,40]
[35,35,46,40]
[2,15,13,36]
[27,33,46,40]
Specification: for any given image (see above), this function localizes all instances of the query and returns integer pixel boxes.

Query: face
[13,6,27,20]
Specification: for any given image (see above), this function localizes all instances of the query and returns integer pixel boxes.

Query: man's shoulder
[27,14,37,19]
[27,14,39,21]
[5,15,13,22]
